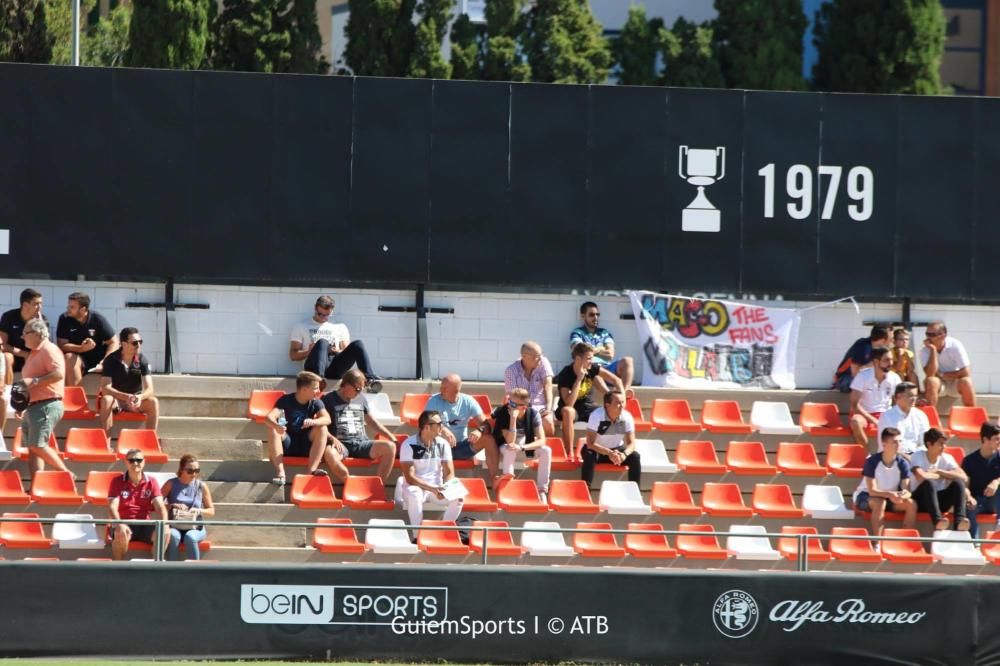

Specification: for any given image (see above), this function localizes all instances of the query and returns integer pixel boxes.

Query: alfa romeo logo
[713,589,759,638]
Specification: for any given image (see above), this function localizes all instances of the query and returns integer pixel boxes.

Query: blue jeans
[968,494,999,538]
[167,527,206,561]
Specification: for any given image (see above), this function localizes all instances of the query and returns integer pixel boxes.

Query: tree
[287,0,328,73]
[211,0,291,72]
[613,5,662,86]
[83,2,130,66]
[126,0,209,69]
[661,17,724,88]
[448,13,479,80]
[481,0,529,81]
[343,0,417,77]
[715,0,807,91]
[521,0,610,84]
[408,0,450,78]
[813,0,945,94]
[45,0,96,64]
[0,0,54,63]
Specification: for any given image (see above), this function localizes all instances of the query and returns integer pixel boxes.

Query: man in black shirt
[962,422,1000,536]
[321,369,398,482]
[555,342,622,458]
[98,327,160,434]
[56,291,118,386]
[264,371,332,485]
[0,288,49,374]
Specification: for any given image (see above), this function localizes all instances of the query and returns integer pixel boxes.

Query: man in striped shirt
[503,341,556,436]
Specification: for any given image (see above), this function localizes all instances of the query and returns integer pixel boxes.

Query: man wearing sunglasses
[107,448,169,560]
[490,388,551,502]
[399,409,463,540]
[569,301,635,399]
[289,295,383,392]
[321,369,397,482]
[920,320,976,408]
[98,327,159,434]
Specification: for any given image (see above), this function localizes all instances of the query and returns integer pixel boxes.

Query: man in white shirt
[288,295,382,390]
[582,390,640,487]
[848,347,900,451]
[910,428,970,532]
[919,320,975,407]
[877,382,929,457]
[398,410,463,539]
[852,428,917,536]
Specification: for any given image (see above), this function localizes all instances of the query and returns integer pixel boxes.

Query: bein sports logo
[712,589,759,639]
[240,584,448,626]
[241,585,334,624]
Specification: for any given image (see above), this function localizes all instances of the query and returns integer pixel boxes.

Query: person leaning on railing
[161,454,215,561]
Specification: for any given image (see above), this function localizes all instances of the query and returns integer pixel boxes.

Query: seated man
[582,390,641,488]
[264,371,331,485]
[556,343,622,457]
[962,422,1000,537]
[890,328,919,385]
[399,410,464,539]
[877,382,929,456]
[108,448,169,560]
[56,291,118,386]
[848,347,899,451]
[910,428,970,532]
[425,373,499,481]
[0,288,49,375]
[321,369,397,482]
[570,301,634,398]
[832,325,890,392]
[288,295,382,390]
[503,341,556,436]
[920,320,976,407]
[491,388,552,501]
[852,427,917,536]
[98,328,160,434]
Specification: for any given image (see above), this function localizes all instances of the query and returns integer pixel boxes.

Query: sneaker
[271,476,286,486]
[538,490,548,505]
[366,377,383,394]
[310,469,329,477]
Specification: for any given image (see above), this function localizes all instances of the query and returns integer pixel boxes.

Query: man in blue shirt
[425,374,499,483]
[832,325,890,392]
[962,422,1000,536]
[569,301,634,398]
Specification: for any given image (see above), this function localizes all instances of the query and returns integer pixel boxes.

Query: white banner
[629,291,801,390]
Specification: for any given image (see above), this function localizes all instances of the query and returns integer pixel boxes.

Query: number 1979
[757,163,873,221]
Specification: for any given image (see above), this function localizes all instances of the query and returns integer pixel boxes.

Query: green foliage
[126,0,209,69]
[661,17,724,88]
[813,0,945,94]
[343,0,417,77]
[481,0,529,81]
[287,0,329,73]
[0,0,54,63]
[82,2,130,66]
[613,5,662,86]
[448,13,480,80]
[408,0,450,78]
[45,0,95,64]
[211,0,291,72]
[521,0,610,83]
[715,0,806,91]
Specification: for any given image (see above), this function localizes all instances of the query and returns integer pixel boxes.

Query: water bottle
[277,413,287,428]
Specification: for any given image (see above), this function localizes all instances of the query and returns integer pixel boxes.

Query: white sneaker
[538,490,548,505]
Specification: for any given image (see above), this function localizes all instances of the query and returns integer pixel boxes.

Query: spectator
[161,454,214,561]
[56,292,118,386]
[890,328,919,385]
[962,422,1000,537]
[425,374,499,481]
[570,302,634,398]
[98,327,159,434]
[20,317,72,478]
[848,347,900,451]
[582,390,641,488]
[832,325,890,392]
[852,427,917,536]
[265,371,331,485]
[0,288,49,374]
[503,341,556,436]
[877,382,930,456]
[108,448,169,560]
[288,295,382,390]
[321,369,397,483]
[556,343,622,457]
[399,410,463,539]
[0,350,7,451]
[491,388,552,502]
[920,320,976,407]
[910,428,970,532]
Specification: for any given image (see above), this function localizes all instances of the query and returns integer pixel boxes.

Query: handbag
[171,506,199,530]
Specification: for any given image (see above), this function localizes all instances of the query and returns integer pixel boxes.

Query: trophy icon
[679,146,726,233]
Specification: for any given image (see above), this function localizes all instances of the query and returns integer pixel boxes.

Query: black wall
[2,63,998,301]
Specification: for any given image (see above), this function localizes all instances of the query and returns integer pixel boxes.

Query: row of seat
[0,512,211,553]
[0,469,176,506]
[16,386,148,424]
[6,428,168,464]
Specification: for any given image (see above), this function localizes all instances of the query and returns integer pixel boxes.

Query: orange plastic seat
[0,513,55,549]
[650,481,703,516]
[625,399,653,432]
[418,520,470,555]
[918,405,950,436]
[11,428,60,461]
[752,484,804,518]
[982,531,1000,565]
[945,446,966,467]
[701,400,753,434]
[471,394,493,418]
[830,526,883,563]
[248,390,283,422]
[496,478,549,514]
[725,441,777,475]
[650,399,701,433]
[950,406,989,441]
[776,442,826,477]
[116,429,168,464]
[675,440,726,474]
[290,474,343,509]
[676,523,729,560]
[826,443,867,477]
[64,428,115,462]
[84,471,119,506]
[29,471,84,505]
[624,523,677,559]
[63,386,97,420]
[313,518,366,554]
[799,402,851,437]
[341,476,395,510]
[0,471,29,505]
[529,437,579,471]
[470,520,525,557]
[778,526,831,562]
[880,528,933,564]
[400,393,431,427]
[548,480,599,514]
[573,522,626,558]
[458,478,498,512]
[701,482,753,517]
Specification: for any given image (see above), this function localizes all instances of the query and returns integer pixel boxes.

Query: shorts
[107,523,156,543]
[23,400,64,447]
[282,431,314,457]
[113,397,143,413]
[556,403,596,423]
[606,359,622,375]
[854,491,908,513]
[933,378,962,398]
[453,439,476,459]
[342,439,375,459]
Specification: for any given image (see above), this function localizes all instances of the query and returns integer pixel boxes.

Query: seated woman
[161,454,214,561]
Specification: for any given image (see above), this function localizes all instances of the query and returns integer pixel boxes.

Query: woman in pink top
[20,317,72,478]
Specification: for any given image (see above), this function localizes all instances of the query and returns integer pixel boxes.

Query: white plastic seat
[634,439,679,473]
[598,481,652,515]
[0,433,11,461]
[365,519,418,554]
[750,401,802,436]
[521,521,575,557]
[931,530,986,565]
[363,393,401,427]
[52,513,103,550]
[725,525,781,561]
[146,472,176,488]
[802,485,854,519]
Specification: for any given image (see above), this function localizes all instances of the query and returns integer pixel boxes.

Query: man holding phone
[490,388,552,501]
[919,320,976,407]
